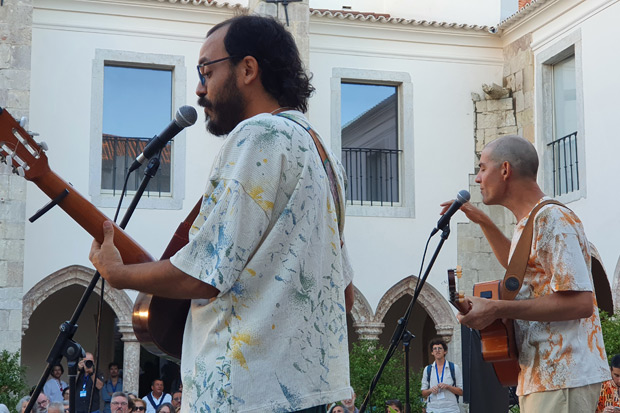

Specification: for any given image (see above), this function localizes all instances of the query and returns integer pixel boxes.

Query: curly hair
[208,14,315,112]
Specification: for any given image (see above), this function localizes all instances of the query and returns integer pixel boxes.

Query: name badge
[80,390,87,398]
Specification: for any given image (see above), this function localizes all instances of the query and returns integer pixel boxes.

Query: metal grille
[342,147,401,206]
[547,131,579,196]
[101,135,171,196]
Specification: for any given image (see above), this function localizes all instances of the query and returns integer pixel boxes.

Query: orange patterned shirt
[597,379,620,412]
[510,198,610,396]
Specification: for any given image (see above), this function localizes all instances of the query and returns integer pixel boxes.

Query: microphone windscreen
[457,189,470,203]
[176,105,198,128]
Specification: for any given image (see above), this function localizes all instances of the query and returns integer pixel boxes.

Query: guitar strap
[276,112,344,246]
[500,199,567,300]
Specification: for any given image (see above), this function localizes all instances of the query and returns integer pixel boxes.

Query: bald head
[484,135,539,180]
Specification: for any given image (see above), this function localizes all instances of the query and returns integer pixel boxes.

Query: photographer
[76,352,104,413]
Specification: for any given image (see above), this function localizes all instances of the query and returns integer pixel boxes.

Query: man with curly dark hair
[91,13,354,413]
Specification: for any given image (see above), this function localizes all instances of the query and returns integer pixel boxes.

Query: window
[341,83,400,205]
[331,68,414,218]
[549,55,578,196]
[102,65,172,195]
[90,50,187,210]
[537,31,585,202]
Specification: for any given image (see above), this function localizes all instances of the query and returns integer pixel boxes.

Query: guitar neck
[31,165,153,265]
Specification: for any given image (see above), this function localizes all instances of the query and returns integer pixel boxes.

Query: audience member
[102,362,123,413]
[342,392,358,413]
[110,392,130,413]
[75,352,105,413]
[16,396,30,413]
[597,354,620,412]
[154,403,174,413]
[142,379,171,413]
[34,392,50,413]
[421,338,463,413]
[328,405,345,413]
[62,388,70,401]
[385,399,403,413]
[132,399,147,413]
[48,402,64,413]
[170,391,181,412]
[0,404,9,413]
[43,364,68,403]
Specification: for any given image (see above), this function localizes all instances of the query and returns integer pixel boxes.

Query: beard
[198,70,246,137]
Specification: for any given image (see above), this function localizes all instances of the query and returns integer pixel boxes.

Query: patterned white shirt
[171,111,353,412]
[512,198,609,396]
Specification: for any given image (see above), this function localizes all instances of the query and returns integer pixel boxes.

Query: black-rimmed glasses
[196,56,238,85]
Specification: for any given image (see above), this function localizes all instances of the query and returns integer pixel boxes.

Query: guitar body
[448,269,520,387]
[1,107,187,360]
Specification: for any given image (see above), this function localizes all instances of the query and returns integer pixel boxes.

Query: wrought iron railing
[547,131,578,196]
[101,135,171,196]
[342,147,401,206]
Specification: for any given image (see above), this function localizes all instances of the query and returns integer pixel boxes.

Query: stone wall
[503,32,535,142]
[0,0,32,353]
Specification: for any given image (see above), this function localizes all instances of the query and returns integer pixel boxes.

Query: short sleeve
[455,364,463,389]
[170,178,270,296]
[535,208,592,293]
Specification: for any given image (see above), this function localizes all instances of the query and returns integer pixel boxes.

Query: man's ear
[501,161,512,181]
[238,56,260,85]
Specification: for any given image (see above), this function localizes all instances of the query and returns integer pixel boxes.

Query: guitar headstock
[0,107,49,181]
[448,265,468,313]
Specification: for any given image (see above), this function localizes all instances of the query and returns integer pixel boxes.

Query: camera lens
[85,360,94,368]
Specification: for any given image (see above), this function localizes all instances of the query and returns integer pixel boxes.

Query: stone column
[248,0,310,69]
[0,0,33,354]
[118,322,140,395]
[353,321,384,341]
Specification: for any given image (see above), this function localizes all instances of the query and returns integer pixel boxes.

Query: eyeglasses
[111,401,128,406]
[173,397,181,401]
[196,56,238,85]
[134,407,145,411]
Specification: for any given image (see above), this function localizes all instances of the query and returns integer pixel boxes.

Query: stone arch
[375,275,458,341]
[22,264,133,332]
[22,264,141,394]
[349,285,383,340]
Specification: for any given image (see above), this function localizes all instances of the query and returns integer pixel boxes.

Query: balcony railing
[342,147,401,206]
[547,131,578,196]
[101,135,171,196]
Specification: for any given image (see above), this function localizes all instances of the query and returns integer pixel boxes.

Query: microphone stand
[26,157,162,413]
[359,226,451,413]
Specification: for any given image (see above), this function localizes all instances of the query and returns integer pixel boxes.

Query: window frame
[536,30,586,203]
[89,49,187,210]
[331,68,414,218]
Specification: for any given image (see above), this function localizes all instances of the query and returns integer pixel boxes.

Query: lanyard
[82,375,88,390]
[435,362,446,384]
[108,380,119,393]
[57,379,64,392]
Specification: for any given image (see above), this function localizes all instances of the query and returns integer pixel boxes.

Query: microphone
[128,105,198,173]
[432,189,471,235]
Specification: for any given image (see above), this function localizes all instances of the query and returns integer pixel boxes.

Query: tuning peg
[19,116,28,129]
[37,141,48,151]
[16,166,25,177]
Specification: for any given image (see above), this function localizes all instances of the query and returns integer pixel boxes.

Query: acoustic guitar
[0,107,189,360]
[448,266,520,387]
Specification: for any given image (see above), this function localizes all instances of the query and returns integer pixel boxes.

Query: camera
[84,360,94,369]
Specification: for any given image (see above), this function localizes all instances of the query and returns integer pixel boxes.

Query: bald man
[441,135,609,412]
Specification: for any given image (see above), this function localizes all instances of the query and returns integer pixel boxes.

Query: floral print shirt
[170,111,353,412]
[597,379,620,412]
[512,198,609,396]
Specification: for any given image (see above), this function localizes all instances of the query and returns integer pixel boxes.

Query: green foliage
[0,350,28,412]
[600,310,620,362]
[349,340,425,412]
